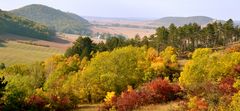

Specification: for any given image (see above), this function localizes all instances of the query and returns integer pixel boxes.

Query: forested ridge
[0,10,55,39]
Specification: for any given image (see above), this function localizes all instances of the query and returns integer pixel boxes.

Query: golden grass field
[91,26,155,38]
[86,17,156,38]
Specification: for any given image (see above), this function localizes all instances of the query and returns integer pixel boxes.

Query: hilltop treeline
[0,10,55,39]
[152,19,240,51]
[65,19,240,60]
[87,19,240,53]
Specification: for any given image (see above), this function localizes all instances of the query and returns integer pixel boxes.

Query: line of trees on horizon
[65,19,240,59]
[151,19,240,52]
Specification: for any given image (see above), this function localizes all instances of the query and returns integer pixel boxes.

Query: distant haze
[0,0,239,20]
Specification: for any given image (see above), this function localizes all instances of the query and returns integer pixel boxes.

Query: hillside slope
[0,10,54,39]
[151,16,214,26]
[11,4,91,35]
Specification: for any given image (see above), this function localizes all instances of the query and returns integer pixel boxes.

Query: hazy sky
[0,0,239,20]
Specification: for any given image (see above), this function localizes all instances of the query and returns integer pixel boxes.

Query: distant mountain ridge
[11,4,91,35]
[150,16,214,26]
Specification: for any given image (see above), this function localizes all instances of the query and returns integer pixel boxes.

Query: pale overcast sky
[0,0,239,20]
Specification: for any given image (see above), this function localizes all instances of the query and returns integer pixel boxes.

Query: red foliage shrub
[218,76,237,95]
[26,94,73,111]
[115,90,142,111]
[102,78,182,111]
[234,64,240,73]
[141,78,181,103]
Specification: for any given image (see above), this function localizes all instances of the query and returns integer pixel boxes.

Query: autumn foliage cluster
[0,46,180,110]
[178,48,240,111]
[101,78,181,111]
[1,35,240,111]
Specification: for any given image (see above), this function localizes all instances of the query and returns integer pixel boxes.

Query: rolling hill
[0,10,54,39]
[11,4,91,35]
[150,16,214,27]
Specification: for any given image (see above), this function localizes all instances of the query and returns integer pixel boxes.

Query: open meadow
[0,40,64,66]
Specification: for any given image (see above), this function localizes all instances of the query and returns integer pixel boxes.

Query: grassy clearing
[73,102,178,111]
[134,101,179,111]
[0,41,64,66]
[74,104,100,111]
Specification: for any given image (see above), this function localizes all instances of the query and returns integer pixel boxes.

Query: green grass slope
[11,4,91,35]
[0,41,63,66]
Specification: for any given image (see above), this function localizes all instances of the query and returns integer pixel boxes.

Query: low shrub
[101,78,182,111]
[24,90,75,111]
[115,89,142,111]
[141,78,181,104]
[218,76,237,95]
[26,95,49,111]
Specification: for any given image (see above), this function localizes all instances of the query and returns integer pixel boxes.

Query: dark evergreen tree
[168,24,178,48]
[65,37,95,59]
[0,63,5,70]
[0,76,7,106]
[105,37,126,51]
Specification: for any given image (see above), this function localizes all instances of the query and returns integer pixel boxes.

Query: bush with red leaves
[25,94,73,111]
[141,78,181,104]
[115,90,142,111]
[234,65,240,73]
[218,76,237,95]
[101,78,182,111]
